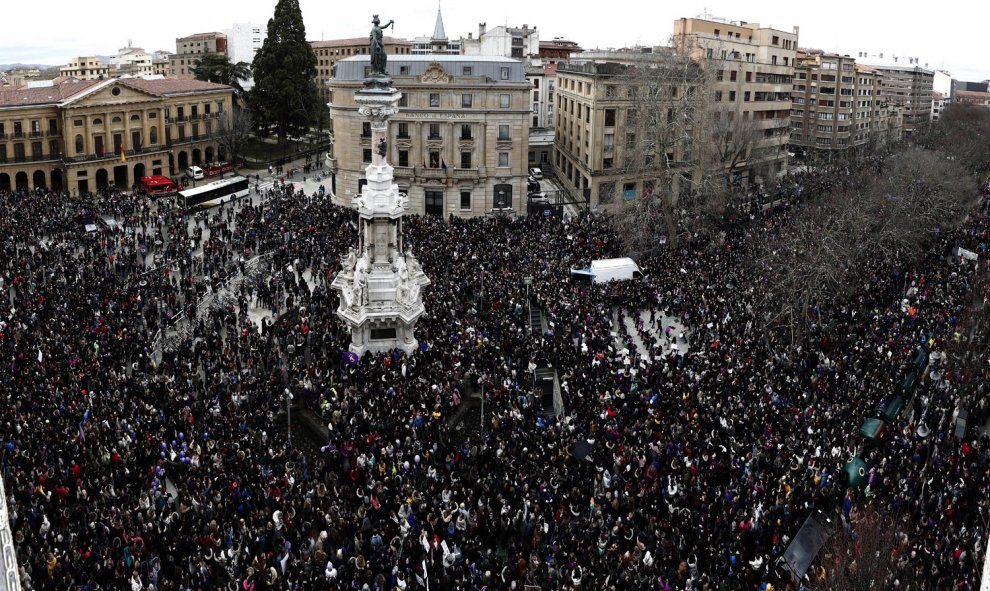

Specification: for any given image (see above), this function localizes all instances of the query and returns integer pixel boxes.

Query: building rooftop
[179,32,225,39]
[334,54,527,82]
[0,79,99,107]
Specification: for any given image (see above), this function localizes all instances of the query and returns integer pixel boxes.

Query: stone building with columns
[0,77,234,194]
[326,54,532,217]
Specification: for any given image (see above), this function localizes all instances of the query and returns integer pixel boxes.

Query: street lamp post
[522,276,533,335]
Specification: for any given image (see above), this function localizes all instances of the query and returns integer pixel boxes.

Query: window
[398,123,409,139]
[73,119,83,127]
[74,135,84,153]
[428,150,441,168]
[399,66,408,75]
[362,122,371,137]
[730,71,737,82]
[498,124,510,140]
[623,182,636,200]
[744,91,751,102]
[728,91,736,101]
[498,152,509,167]
[425,190,444,216]
[599,182,615,204]
[494,183,512,208]
[149,127,158,144]
[603,133,614,153]
[715,90,723,102]
[363,148,372,163]
[92,118,102,125]
[429,93,440,108]
[398,150,409,167]
[148,112,157,119]
[605,85,617,97]
[428,123,441,140]
[604,109,616,126]
[500,66,510,80]
[460,151,472,168]
[399,94,408,107]
[461,94,472,108]
[462,66,472,75]
[460,124,472,140]
[500,94,510,108]
[460,190,471,209]
[603,157,614,169]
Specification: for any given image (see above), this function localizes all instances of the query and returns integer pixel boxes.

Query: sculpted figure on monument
[370,15,395,76]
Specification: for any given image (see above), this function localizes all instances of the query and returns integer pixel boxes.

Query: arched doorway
[204,146,214,163]
[192,148,202,165]
[15,171,28,190]
[177,151,188,171]
[95,168,109,190]
[32,170,47,189]
[51,169,63,192]
[133,163,146,183]
[168,153,175,176]
[0,173,9,191]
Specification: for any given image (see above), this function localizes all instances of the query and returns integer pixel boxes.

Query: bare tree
[811,506,914,591]
[606,47,766,254]
[216,108,254,167]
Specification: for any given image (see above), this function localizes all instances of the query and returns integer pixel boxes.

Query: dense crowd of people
[1,158,989,591]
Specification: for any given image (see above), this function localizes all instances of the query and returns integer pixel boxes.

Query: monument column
[330,15,430,356]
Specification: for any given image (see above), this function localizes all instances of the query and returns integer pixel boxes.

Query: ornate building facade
[0,77,234,194]
[327,55,532,217]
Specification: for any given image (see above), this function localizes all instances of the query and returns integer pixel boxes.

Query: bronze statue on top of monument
[366,14,394,89]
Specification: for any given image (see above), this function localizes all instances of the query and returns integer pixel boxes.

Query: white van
[186,166,204,180]
[529,167,544,180]
[570,257,643,284]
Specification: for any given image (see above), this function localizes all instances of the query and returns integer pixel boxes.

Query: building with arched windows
[0,77,233,195]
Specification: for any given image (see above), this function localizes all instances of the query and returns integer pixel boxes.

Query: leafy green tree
[191,52,251,97]
[249,0,321,144]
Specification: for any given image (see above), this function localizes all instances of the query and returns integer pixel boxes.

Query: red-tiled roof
[120,78,232,95]
[956,90,990,97]
[0,80,100,107]
[310,36,407,48]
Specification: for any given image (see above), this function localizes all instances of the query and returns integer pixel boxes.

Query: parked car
[529,167,543,180]
[186,166,204,180]
[527,180,541,194]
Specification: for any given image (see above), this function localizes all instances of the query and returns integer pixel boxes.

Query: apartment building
[789,50,901,153]
[858,53,933,134]
[60,57,110,81]
[326,55,531,217]
[461,23,540,58]
[673,16,798,181]
[553,58,707,206]
[169,32,228,77]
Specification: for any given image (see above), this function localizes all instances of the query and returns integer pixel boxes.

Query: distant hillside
[0,63,56,71]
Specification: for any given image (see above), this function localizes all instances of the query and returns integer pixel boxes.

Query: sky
[1,0,987,82]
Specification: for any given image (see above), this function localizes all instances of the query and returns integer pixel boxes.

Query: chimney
[479,23,486,37]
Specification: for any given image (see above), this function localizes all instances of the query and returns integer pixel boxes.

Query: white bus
[179,176,250,210]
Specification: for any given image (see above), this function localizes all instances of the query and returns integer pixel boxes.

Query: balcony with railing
[62,143,170,164]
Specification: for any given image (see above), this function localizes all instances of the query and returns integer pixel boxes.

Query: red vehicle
[141,175,178,195]
[202,159,245,178]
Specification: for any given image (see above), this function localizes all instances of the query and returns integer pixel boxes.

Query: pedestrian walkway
[611,307,691,360]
